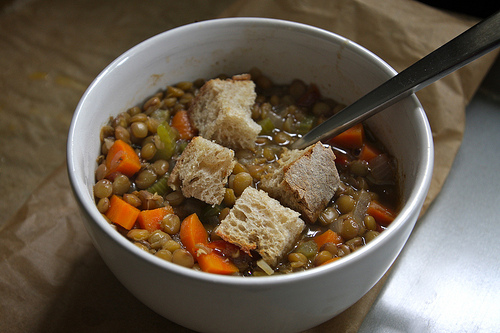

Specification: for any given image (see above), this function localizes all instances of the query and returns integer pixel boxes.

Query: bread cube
[168,136,235,205]
[215,187,305,267]
[260,142,340,223]
[188,76,261,150]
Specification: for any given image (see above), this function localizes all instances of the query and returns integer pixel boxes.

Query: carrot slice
[328,123,364,149]
[171,110,196,140]
[359,143,381,162]
[105,195,140,230]
[207,240,241,257]
[137,206,174,233]
[179,213,239,275]
[179,213,209,257]
[197,252,239,275]
[313,229,342,250]
[333,150,350,167]
[367,200,396,227]
[105,139,141,179]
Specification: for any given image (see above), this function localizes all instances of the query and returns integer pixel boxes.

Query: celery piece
[202,204,223,219]
[296,115,316,135]
[175,140,189,155]
[258,117,275,135]
[294,240,318,259]
[156,122,177,160]
[146,174,171,196]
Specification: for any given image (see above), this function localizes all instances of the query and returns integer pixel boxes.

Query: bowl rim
[67,17,434,287]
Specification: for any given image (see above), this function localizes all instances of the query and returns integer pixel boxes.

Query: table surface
[359,64,500,332]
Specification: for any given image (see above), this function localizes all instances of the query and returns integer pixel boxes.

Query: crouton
[168,136,236,205]
[260,142,340,223]
[188,75,261,150]
[215,187,305,267]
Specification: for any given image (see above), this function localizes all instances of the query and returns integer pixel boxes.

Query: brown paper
[0,0,237,226]
[0,0,497,332]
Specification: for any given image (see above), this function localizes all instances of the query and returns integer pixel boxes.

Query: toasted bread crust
[260,142,340,222]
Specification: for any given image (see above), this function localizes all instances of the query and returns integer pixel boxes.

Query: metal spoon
[291,11,500,150]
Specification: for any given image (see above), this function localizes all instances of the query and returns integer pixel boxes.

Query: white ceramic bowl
[67,18,433,333]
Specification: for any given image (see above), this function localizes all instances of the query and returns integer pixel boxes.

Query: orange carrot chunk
[105,195,140,230]
[359,143,381,162]
[328,123,364,149]
[171,110,196,140]
[197,252,239,275]
[137,206,174,233]
[105,139,141,179]
[179,213,209,257]
[313,229,342,249]
[179,213,239,275]
[367,200,396,227]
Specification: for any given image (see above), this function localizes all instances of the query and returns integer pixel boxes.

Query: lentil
[161,214,181,235]
[172,249,194,268]
[148,230,171,249]
[96,197,110,213]
[231,172,253,197]
[314,250,333,266]
[131,121,148,138]
[112,174,131,195]
[135,169,157,189]
[94,179,113,199]
[155,249,173,261]
[127,229,151,241]
[162,239,182,252]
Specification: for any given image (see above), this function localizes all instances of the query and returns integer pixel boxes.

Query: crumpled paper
[0,0,497,332]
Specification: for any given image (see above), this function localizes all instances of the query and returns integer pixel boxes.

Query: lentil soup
[94,68,399,276]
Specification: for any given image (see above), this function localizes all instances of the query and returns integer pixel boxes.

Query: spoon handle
[291,11,500,150]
